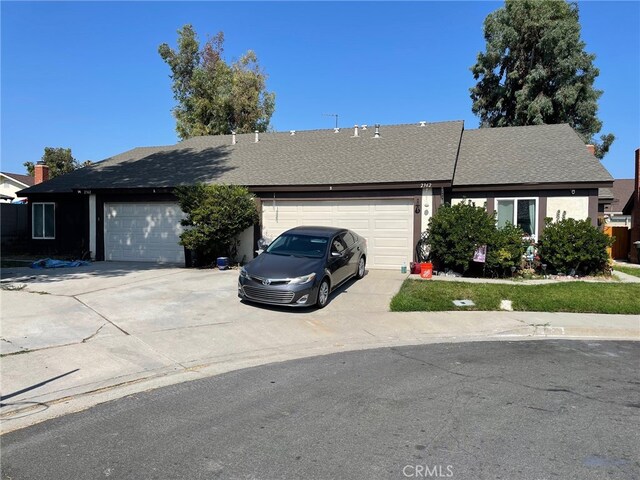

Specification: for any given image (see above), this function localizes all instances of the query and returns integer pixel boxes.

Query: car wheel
[356,256,366,279]
[316,278,330,308]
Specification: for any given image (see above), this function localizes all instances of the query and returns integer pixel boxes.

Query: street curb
[2,329,638,435]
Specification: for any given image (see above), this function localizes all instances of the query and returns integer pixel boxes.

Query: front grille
[242,285,295,304]
[247,274,290,286]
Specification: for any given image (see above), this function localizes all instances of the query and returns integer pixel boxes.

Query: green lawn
[614,265,640,278]
[390,279,640,314]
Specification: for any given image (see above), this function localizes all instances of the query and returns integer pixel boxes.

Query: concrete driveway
[1,262,403,352]
[1,262,638,433]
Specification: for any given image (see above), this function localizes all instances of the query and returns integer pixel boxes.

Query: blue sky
[1,1,639,179]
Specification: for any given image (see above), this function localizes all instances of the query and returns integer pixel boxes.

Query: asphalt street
[2,340,639,480]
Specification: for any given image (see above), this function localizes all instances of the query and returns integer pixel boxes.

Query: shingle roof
[1,172,34,187]
[599,187,613,201]
[454,124,613,186]
[602,179,635,213]
[20,122,464,194]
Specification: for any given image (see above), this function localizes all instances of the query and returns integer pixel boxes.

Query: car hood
[245,253,323,279]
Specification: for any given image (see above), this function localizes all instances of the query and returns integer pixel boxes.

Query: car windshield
[265,234,329,258]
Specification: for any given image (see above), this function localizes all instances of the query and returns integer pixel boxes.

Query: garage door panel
[374,219,411,230]
[105,203,185,263]
[335,204,370,212]
[373,255,408,267]
[375,237,409,248]
[301,205,332,213]
[261,199,413,269]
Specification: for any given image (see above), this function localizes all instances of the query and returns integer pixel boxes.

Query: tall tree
[159,25,275,139]
[470,0,614,158]
[24,147,91,178]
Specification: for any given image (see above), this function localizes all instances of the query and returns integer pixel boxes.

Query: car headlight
[239,267,248,278]
[288,272,316,285]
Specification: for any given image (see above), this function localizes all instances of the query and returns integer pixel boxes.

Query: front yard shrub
[485,223,527,277]
[175,183,259,265]
[537,217,613,275]
[426,201,495,274]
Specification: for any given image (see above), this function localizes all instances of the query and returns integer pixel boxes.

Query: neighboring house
[599,178,635,260]
[0,172,34,202]
[622,149,640,263]
[18,121,613,269]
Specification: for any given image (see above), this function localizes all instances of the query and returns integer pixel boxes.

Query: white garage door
[104,203,186,263]
[261,199,414,270]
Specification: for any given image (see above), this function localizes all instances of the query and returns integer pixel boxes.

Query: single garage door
[261,199,414,269]
[104,203,186,263]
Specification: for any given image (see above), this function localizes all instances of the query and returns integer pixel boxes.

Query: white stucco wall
[89,194,96,259]
[546,196,590,222]
[236,226,255,264]
[420,187,433,233]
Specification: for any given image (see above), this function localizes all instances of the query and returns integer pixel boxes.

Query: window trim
[32,202,56,239]
[494,197,539,240]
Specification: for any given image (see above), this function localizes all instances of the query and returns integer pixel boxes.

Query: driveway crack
[0,337,28,354]
[81,323,107,343]
[72,296,129,336]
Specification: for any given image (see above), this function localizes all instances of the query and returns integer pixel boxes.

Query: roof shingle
[21,122,464,194]
[454,124,613,186]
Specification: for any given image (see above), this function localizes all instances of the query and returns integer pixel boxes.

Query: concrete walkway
[1,262,638,433]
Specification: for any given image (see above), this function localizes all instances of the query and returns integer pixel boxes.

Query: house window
[32,203,55,239]
[496,198,538,239]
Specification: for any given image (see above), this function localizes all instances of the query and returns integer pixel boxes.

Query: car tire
[316,278,330,308]
[356,256,366,279]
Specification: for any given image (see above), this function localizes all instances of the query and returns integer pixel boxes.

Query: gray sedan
[238,226,367,308]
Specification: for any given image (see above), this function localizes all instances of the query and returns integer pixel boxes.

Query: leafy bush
[426,202,495,273]
[537,217,613,275]
[175,184,259,265]
[485,223,527,277]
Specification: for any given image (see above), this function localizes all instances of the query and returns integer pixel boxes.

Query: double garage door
[262,199,414,270]
[104,199,414,269]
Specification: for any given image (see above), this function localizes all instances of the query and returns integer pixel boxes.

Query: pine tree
[470,0,613,158]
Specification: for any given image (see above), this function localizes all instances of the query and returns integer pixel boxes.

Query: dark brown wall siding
[26,193,89,256]
[588,189,599,227]
[538,196,548,236]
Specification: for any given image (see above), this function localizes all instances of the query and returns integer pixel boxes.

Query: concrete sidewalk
[1,262,638,434]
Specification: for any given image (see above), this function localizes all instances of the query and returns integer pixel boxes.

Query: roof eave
[452,180,613,192]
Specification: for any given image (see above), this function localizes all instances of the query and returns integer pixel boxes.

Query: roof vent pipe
[419,121,426,127]
[231,131,237,145]
[362,124,368,130]
[353,125,359,137]
[254,130,259,143]
[374,124,381,138]
[290,130,296,136]
[334,127,340,133]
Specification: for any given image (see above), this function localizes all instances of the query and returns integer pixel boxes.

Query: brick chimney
[631,148,640,263]
[586,144,596,156]
[34,161,50,184]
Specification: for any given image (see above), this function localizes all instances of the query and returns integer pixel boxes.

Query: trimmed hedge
[537,217,612,275]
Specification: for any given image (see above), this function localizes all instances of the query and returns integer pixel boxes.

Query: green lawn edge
[390,279,640,314]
